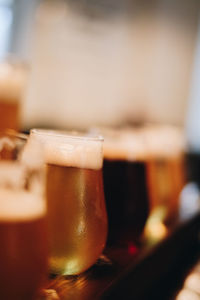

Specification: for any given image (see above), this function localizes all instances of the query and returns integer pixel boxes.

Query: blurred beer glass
[0,58,27,131]
[0,132,48,300]
[98,125,185,245]
[30,129,107,275]
[100,128,149,245]
[142,125,185,223]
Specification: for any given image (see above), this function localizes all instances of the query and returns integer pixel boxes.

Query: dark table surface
[39,207,200,300]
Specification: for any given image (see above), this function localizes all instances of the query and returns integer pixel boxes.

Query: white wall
[21,0,200,130]
[125,0,199,125]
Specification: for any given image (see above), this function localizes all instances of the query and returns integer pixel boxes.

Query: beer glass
[0,132,48,300]
[101,128,149,245]
[142,125,185,223]
[30,129,108,275]
[0,58,27,131]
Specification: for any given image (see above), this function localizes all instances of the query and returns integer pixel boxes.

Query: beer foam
[103,130,147,161]
[0,62,26,102]
[0,188,46,221]
[140,125,185,159]
[30,129,103,170]
[0,162,26,189]
[20,136,45,171]
[98,125,185,161]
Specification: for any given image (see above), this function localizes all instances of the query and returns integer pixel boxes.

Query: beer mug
[0,58,27,131]
[0,132,48,300]
[30,129,108,275]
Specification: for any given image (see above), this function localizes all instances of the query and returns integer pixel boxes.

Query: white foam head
[0,188,46,222]
[0,61,27,103]
[139,125,185,159]
[20,136,45,171]
[101,128,147,161]
[30,129,104,170]
[97,125,185,161]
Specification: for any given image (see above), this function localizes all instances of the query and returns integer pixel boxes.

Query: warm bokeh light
[144,207,168,242]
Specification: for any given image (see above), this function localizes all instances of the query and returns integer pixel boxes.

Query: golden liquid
[46,164,107,275]
[0,216,48,300]
[147,156,185,221]
[0,100,19,131]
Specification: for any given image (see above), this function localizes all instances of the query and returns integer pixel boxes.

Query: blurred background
[1,2,200,297]
[1,0,200,152]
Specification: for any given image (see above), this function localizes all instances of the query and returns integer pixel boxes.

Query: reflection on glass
[143,207,168,243]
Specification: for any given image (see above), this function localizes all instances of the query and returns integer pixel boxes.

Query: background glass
[140,125,185,223]
[0,132,47,300]
[99,125,185,245]
[0,57,27,132]
[100,127,149,246]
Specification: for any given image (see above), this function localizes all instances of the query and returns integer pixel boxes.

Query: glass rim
[30,129,104,142]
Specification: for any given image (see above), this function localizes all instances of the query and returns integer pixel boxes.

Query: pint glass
[30,129,108,275]
[101,128,149,245]
[0,132,48,300]
[143,125,185,222]
[0,59,27,131]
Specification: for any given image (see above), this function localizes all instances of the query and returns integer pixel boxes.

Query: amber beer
[0,188,47,300]
[102,125,185,244]
[0,61,26,131]
[30,130,107,275]
[143,125,185,222]
[0,101,19,131]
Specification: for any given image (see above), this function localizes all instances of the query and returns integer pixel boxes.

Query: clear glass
[0,57,28,131]
[30,129,108,275]
[95,126,149,246]
[0,131,48,300]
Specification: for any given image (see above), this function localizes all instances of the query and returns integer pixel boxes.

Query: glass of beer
[142,125,185,223]
[101,128,149,246]
[30,129,108,275]
[0,58,27,131]
[0,132,48,300]
[100,125,185,244]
